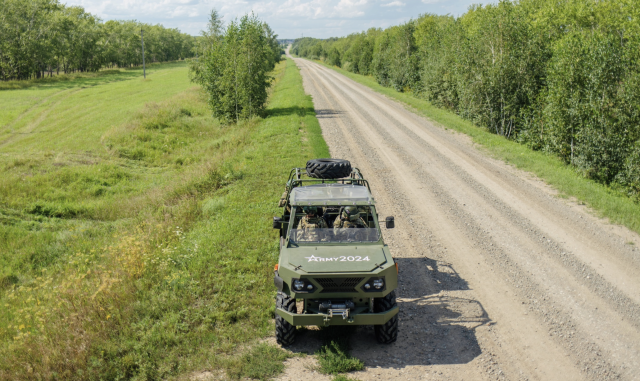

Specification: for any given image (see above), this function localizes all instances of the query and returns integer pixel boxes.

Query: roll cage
[276,167,374,240]
[281,167,370,205]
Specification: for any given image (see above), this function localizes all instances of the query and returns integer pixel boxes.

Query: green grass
[0,62,191,152]
[225,343,292,380]
[315,327,364,376]
[0,61,220,282]
[0,57,330,380]
[313,60,640,235]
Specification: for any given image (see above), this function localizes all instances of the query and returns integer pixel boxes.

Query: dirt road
[274,54,640,381]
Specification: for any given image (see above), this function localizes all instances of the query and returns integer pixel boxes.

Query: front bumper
[275,306,398,326]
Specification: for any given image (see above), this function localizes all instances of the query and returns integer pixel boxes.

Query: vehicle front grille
[315,277,364,293]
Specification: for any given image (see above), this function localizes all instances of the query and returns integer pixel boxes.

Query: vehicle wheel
[306,159,352,179]
[275,292,297,346]
[374,291,398,344]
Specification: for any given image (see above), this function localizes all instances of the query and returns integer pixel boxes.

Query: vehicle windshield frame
[286,205,381,245]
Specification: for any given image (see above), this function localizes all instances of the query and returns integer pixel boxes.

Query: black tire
[275,292,297,346]
[306,159,352,179]
[374,291,398,344]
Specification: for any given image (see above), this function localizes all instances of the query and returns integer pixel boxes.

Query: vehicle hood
[285,245,390,273]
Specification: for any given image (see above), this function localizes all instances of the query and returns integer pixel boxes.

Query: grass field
[314,61,640,235]
[0,58,331,380]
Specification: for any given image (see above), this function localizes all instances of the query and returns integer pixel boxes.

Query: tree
[190,10,281,122]
[0,0,195,81]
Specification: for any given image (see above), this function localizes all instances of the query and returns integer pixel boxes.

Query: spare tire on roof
[306,159,352,179]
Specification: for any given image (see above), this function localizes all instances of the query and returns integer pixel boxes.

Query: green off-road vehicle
[272,159,399,346]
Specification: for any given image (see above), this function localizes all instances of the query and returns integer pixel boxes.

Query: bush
[617,143,640,201]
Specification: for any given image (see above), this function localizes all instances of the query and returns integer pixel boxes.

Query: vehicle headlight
[291,278,316,292]
[361,277,385,292]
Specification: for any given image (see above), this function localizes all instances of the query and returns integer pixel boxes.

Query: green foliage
[291,0,640,200]
[372,22,419,92]
[542,30,639,183]
[617,143,640,201]
[0,0,194,81]
[414,14,459,109]
[327,47,341,67]
[457,2,547,137]
[225,344,292,380]
[190,11,281,123]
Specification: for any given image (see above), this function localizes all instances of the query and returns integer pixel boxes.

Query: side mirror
[385,216,395,229]
[273,216,283,229]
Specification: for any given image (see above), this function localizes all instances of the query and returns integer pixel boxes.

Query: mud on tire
[276,292,297,346]
[306,158,352,179]
[374,290,398,344]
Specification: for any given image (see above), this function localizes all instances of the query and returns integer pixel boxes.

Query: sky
[62,0,487,39]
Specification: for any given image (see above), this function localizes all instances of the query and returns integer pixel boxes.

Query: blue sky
[62,0,487,38]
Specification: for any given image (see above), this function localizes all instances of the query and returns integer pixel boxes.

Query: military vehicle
[272,158,399,345]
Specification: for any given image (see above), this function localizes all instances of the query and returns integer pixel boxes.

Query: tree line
[292,0,640,201]
[189,11,281,123]
[0,0,195,81]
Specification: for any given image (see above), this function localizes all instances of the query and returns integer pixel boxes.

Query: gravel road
[274,53,640,381]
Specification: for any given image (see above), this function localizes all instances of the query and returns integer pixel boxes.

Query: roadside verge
[162,56,330,378]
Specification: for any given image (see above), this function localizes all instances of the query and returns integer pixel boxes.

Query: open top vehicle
[272,159,399,345]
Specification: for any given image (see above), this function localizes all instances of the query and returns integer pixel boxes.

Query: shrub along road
[279,51,640,380]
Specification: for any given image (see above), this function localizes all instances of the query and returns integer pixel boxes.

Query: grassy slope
[0,57,330,380]
[0,62,198,281]
[0,62,190,152]
[315,61,640,235]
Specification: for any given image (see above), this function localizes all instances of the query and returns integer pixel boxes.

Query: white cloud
[273,0,331,18]
[381,1,405,7]
[61,0,483,38]
[333,0,368,17]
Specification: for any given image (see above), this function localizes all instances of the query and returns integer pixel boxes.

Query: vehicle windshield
[290,228,380,243]
[290,184,373,204]
[289,205,380,243]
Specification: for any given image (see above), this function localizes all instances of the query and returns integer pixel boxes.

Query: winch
[318,300,355,320]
